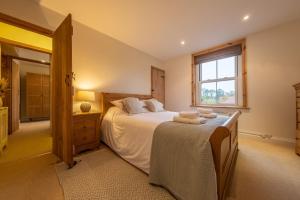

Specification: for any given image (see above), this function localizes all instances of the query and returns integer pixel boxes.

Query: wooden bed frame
[99,92,241,200]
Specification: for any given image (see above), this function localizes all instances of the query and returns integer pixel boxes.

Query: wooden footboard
[210,111,241,200]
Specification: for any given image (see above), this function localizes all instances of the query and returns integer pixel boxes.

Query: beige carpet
[56,135,300,200]
[0,153,64,200]
[0,121,52,164]
[56,147,175,200]
[228,135,300,200]
[1,135,300,200]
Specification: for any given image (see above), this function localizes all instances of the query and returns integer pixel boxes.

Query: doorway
[0,13,74,167]
[0,45,51,163]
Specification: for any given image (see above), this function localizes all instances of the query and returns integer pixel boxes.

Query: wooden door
[42,74,50,118]
[51,14,74,167]
[26,72,43,118]
[11,60,19,132]
[151,66,165,104]
[1,55,12,134]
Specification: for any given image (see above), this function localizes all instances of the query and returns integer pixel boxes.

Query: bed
[99,92,240,200]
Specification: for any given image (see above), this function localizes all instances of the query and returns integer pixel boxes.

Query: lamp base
[80,102,91,112]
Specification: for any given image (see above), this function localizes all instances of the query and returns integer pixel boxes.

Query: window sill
[191,104,250,110]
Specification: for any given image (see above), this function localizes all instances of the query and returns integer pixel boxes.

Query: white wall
[0,0,162,112]
[164,20,300,141]
[164,55,192,111]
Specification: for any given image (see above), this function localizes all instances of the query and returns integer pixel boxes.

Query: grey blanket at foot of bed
[149,116,228,200]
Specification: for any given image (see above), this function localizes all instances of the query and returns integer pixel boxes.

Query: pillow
[111,99,125,111]
[122,97,148,114]
[140,100,150,112]
[145,98,164,112]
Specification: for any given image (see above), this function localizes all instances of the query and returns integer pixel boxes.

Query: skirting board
[239,129,295,144]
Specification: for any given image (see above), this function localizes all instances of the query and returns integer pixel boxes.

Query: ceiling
[40,0,300,60]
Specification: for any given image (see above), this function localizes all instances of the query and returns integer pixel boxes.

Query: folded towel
[199,113,217,118]
[179,111,198,119]
[173,116,207,124]
[197,108,213,114]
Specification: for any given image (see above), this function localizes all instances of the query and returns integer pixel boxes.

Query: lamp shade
[76,90,95,102]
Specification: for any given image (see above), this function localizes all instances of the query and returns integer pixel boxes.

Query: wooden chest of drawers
[0,107,8,154]
[72,112,101,155]
[294,83,300,156]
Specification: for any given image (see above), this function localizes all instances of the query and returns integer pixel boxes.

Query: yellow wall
[0,22,52,52]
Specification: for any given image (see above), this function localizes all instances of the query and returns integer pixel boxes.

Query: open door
[51,14,74,167]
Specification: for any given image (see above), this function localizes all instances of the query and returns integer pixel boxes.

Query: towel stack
[197,108,217,118]
[173,111,207,124]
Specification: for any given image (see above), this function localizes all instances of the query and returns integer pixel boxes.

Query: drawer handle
[83,136,87,140]
[83,126,87,129]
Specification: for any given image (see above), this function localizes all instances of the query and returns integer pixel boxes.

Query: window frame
[192,39,247,108]
[197,56,238,106]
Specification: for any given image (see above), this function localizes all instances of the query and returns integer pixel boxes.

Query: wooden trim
[241,41,248,107]
[151,66,164,72]
[10,56,50,66]
[0,12,53,54]
[191,39,247,108]
[0,37,52,54]
[0,12,53,37]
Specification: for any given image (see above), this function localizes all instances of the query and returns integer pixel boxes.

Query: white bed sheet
[101,107,177,173]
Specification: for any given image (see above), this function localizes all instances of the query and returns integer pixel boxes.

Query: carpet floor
[56,135,300,200]
[0,121,52,164]
[56,147,174,200]
[1,135,300,200]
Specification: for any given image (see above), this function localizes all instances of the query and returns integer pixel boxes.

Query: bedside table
[72,112,101,155]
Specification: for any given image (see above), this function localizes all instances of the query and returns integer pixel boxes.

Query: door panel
[11,60,20,132]
[42,75,50,117]
[151,66,165,104]
[51,14,73,167]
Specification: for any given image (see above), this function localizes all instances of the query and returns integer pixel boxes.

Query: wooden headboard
[99,92,152,116]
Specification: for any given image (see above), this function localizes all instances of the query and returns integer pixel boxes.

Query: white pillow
[111,99,125,111]
[145,98,164,112]
[140,100,150,112]
[122,97,149,114]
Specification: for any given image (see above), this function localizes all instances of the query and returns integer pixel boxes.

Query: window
[192,39,247,107]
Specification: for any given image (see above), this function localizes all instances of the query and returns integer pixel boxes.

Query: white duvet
[101,107,177,173]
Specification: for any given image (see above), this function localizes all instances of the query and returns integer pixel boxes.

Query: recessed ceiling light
[242,15,250,21]
[180,40,185,45]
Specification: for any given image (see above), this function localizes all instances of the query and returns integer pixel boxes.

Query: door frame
[0,12,72,164]
[0,12,53,54]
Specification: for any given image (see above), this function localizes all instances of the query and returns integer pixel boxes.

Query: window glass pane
[201,61,216,81]
[217,80,236,104]
[217,56,236,78]
[201,82,217,104]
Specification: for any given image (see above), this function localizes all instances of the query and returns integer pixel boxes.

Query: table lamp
[76,90,95,112]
